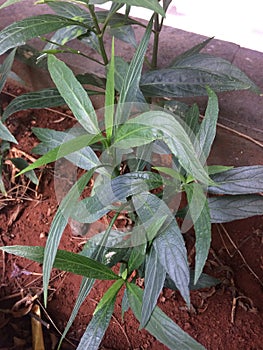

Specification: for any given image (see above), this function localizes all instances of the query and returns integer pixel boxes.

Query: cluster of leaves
[0,1,263,349]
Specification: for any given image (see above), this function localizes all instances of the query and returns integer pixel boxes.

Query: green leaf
[18,132,103,176]
[80,31,101,54]
[10,158,38,185]
[113,57,145,104]
[2,88,100,122]
[0,0,25,9]
[94,279,124,314]
[105,39,115,140]
[32,127,104,173]
[42,25,89,53]
[76,73,106,89]
[2,89,64,122]
[116,17,153,121]
[209,166,263,195]
[171,37,214,66]
[109,25,137,48]
[114,56,128,92]
[196,87,219,159]
[48,55,99,134]
[121,288,129,318]
[209,195,263,223]
[114,110,212,185]
[0,155,7,195]
[0,14,89,55]
[206,165,234,175]
[42,169,96,305]
[0,120,17,143]
[48,1,92,24]
[127,283,205,349]
[128,243,146,273]
[77,279,123,350]
[96,11,139,27]
[184,183,211,284]
[184,103,201,136]
[59,277,95,348]
[73,171,163,223]
[140,245,166,328]
[153,166,185,183]
[133,192,190,305]
[0,48,16,92]
[91,0,165,16]
[0,245,119,280]
[163,0,172,13]
[58,213,121,348]
[140,54,260,97]
[164,270,220,291]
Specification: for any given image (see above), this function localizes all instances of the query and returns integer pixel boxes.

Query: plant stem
[151,13,160,69]
[88,5,109,66]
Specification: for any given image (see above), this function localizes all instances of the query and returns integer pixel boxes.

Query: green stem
[88,5,109,66]
[39,37,105,66]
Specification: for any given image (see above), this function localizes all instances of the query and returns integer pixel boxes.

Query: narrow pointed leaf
[209,195,263,223]
[18,133,103,176]
[116,18,153,121]
[140,54,260,97]
[164,270,220,291]
[2,88,100,122]
[96,11,139,27]
[94,279,124,315]
[114,110,212,185]
[109,25,137,48]
[48,1,92,24]
[0,15,88,55]
[171,37,213,66]
[105,39,115,139]
[42,169,96,304]
[73,171,163,223]
[127,283,205,349]
[133,192,190,305]
[0,120,17,143]
[140,245,166,328]
[77,279,123,350]
[43,25,89,53]
[10,158,38,185]
[209,166,263,195]
[121,288,129,318]
[0,0,25,9]
[48,55,99,134]
[114,56,145,103]
[206,165,234,175]
[76,73,106,89]
[91,0,165,16]
[0,245,119,280]
[0,155,7,195]
[184,183,211,284]
[128,243,146,273]
[163,0,173,13]
[59,214,120,347]
[2,89,65,122]
[0,48,16,92]
[32,127,104,173]
[197,87,219,159]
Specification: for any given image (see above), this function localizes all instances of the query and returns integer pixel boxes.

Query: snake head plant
[0,1,263,349]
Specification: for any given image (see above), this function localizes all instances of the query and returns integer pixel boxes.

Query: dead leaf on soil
[7,205,23,227]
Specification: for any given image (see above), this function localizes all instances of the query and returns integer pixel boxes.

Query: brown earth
[0,83,262,350]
